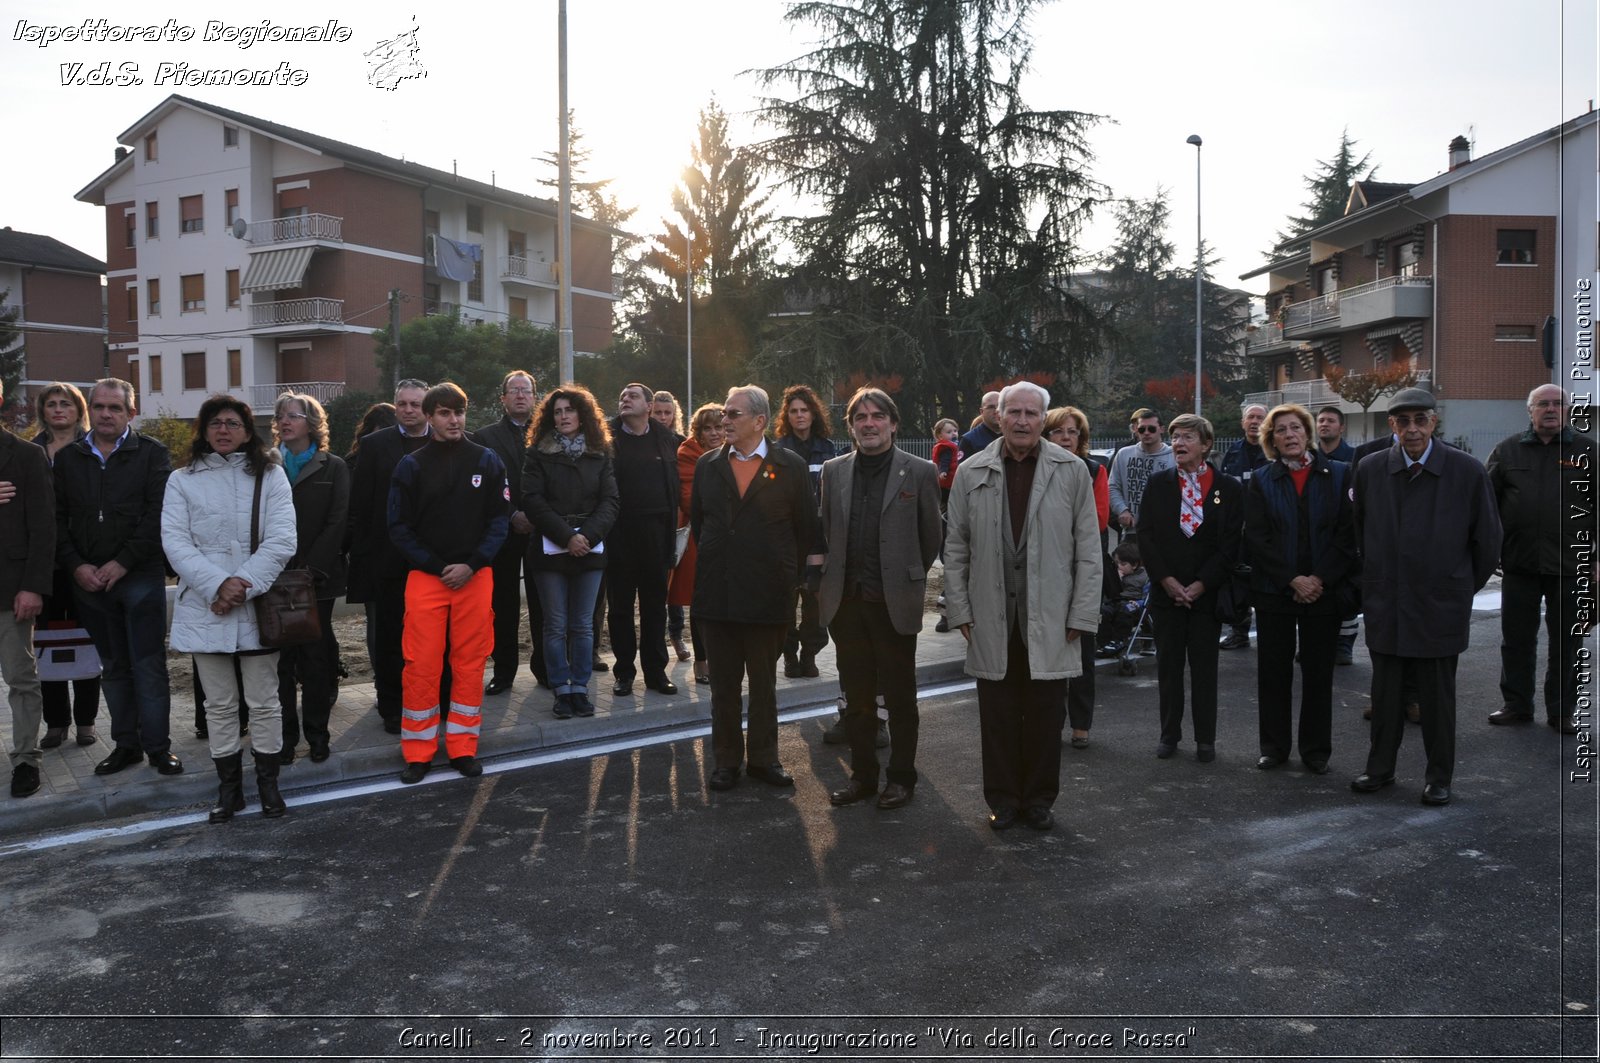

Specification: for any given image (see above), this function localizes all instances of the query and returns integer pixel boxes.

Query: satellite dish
[230,217,249,240]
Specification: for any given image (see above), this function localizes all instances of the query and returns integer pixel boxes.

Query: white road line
[0,679,979,860]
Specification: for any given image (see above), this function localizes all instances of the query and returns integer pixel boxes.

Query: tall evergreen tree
[0,292,21,408]
[1273,129,1377,251]
[752,0,1104,427]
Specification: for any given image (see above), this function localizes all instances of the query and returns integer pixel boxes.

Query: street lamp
[1186,133,1203,415]
[685,229,693,408]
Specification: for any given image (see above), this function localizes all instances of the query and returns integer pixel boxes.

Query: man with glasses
[958,391,1002,461]
[1108,410,1174,542]
[1350,388,1500,807]
[1486,384,1595,735]
[691,385,821,792]
[606,383,681,697]
[347,377,442,734]
[53,378,181,777]
[471,370,544,695]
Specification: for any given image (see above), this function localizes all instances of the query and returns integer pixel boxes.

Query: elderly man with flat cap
[1349,387,1500,806]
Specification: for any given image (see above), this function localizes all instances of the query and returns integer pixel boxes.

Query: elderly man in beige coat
[945,381,1102,831]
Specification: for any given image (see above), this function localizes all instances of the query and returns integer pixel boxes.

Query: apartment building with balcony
[75,94,616,421]
[0,228,106,407]
[1240,110,1597,451]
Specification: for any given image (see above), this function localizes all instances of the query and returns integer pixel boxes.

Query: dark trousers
[1066,631,1095,733]
[784,587,830,659]
[278,597,338,748]
[976,624,1066,812]
[830,597,919,786]
[371,574,450,721]
[606,516,672,682]
[40,580,100,729]
[1500,570,1582,722]
[73,571,171,754]
[1151,605,1221,745]
[1367,651,1457,786]
[489,545,544,683]
[702,620,786,771]
[1255,608,1339,763]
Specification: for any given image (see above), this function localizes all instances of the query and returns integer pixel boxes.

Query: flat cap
[1388,386,1436,413]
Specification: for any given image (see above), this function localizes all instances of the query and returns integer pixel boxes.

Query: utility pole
[389,288,403,388]
[556,0,575,384]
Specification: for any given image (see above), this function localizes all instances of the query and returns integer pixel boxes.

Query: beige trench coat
[943,439,1103,681]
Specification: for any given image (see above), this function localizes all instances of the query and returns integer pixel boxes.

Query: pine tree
[1273,129,1377,251]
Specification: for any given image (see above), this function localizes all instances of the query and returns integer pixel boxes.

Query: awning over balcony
[240,246,313,293]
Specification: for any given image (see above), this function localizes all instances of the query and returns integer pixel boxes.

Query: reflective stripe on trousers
[400,567,494,762]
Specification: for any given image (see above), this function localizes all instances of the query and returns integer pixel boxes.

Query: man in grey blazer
[816,387,943,810]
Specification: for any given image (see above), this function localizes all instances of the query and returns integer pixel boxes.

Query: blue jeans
[534,569,603,696]
[73,570,172,753]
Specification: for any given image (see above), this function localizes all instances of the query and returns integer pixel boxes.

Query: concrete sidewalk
[1,611,972,838]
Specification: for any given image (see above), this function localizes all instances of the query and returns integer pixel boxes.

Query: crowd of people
[0,371,1589,828]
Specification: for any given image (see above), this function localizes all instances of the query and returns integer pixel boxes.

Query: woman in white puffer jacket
[161,394,296,822]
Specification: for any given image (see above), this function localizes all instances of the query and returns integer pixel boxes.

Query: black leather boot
[208,753,246,824]
[254,751,287,819]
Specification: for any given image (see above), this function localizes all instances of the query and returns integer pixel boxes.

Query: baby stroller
[1096,585,1156,676]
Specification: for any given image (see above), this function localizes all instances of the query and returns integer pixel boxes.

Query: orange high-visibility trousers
[400,567,494,763]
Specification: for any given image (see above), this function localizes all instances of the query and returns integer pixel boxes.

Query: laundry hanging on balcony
[240,246,315,293]
[433,236,482,283]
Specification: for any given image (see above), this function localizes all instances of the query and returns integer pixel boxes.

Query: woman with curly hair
[522,384,620,719]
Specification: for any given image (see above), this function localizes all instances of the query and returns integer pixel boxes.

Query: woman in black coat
[1136,413,1243,763]
[1245,404,1357,774]
[272,393,350,764]
[522,384,620,720]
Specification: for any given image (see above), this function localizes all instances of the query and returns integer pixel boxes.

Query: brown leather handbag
[250,471,322,649]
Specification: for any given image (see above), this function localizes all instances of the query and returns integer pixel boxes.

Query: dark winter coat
[521,434,620,574]
[690,443,818,626]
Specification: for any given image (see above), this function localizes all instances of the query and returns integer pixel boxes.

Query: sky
[4,0,1596,299]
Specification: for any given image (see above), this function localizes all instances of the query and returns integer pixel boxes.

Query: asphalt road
[0,613,1595,1062]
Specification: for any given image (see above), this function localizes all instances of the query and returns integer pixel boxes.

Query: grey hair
[725,384,770,421]
[1527,383,1568,407]
[91,377,136,410]
[998,381,1050,415]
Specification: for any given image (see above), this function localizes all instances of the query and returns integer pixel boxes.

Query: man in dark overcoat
[1350,387,1501,806]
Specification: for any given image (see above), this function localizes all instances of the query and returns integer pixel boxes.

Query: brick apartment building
[0,228,106,408]
[75,94,616,421]
[1240,110,1597,452]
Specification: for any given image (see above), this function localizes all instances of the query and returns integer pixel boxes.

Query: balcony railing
[1280,275,1432,335]
[1245,368,1434,413]
[1245,322,1284,353]
[500,255,556,284]
[247,214,343,245]
[245,381,346,410]
[249,297,344,328]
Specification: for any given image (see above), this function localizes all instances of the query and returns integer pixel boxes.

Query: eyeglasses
[208,419,245,431]
[1136,426,1161,434]
[1391,412,1433,428]
[505,387,534,396]
[721,408,749,421]
[274,412,307,423]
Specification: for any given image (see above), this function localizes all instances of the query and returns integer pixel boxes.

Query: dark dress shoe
[552,694,575,719]
[148,751,183,775]
[1256,755,1286,770]
[746,763,795,787]
[485,675,514,696]
[708,767,738,791]
[278,747,296,766]
[94,747,144,775]
[399,761,431,784]
[1154,742,1177,759]
[450,755,483,778]
[1302,758,1330,775]
[829,779,878,806]
[799,654,820,678]
[876,782,913,809]
[1550,715,1580,735]
[1487,708,1533,725]
[75,727,97,747]
[1070,732,1090,749]
[382,717,402,735]
[1420,783,1452,806]
[783,652,804,678]
[1219,629,1250,650]
[1022,806,1054,831]
[308,741,330,764]
[1195,744,1216,763]
[572,693,596,717]
[11,763,41,798]
[645,676,678,695]
[591,658,609,673]
[1350,772,1396,793]
[989,807,1019,831]
[40,727,68,749]
[612,677,634,696]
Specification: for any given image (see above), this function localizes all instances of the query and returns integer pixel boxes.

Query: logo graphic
[471,474,482,488]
